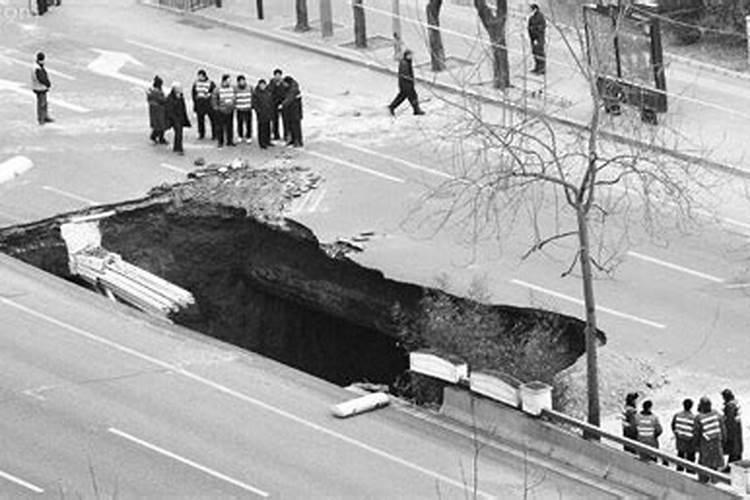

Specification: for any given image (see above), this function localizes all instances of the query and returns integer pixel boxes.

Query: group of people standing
[621,390,743,482]
[147,68,303,155]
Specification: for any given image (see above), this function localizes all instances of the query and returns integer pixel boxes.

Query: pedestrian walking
[635,400,662,461]
[165,82,191,155]
[281,75,303,147]
[722,389,743,469]
[388,49,424,116]
[695,396,726,483]
[31,52,54,125]
[252,79,274,149]
[235,75,253,144]
[211,74,236,148]
[671,398,697,471]
[147,75,168,145]
[268,68,286,141]
[528,4,546,75]
[191,69,216,140]
[621,392,639,454]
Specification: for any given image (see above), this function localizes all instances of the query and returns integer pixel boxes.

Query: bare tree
[426,0,447,72]
[474,0,510,89]
[409,12,718,428]
[353,0,368,48]
[295,0,310,32]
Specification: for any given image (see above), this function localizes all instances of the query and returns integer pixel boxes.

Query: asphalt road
[1,0,750,468]
[0,254,641,498]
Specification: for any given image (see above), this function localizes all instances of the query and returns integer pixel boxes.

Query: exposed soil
[0,159,604,403]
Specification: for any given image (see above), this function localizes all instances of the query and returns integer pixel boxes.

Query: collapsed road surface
[0,163,598,396]
[0,252,639,498]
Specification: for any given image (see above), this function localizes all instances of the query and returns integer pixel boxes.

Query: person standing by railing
[635,400,663,461]
[621,392,639,454]
[695,396,726,483]
[721,389,743,470]
[671,398,697,471]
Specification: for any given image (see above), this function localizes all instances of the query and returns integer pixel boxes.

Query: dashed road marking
[328,139,455,180]
[305,150,405,183]
[159,162,189,174]
[108,427,269,497]
[0,468,44,494]
[41,185,100,205]
[510,278,667,329]
[627,251,724,283]
[0,298,494,500]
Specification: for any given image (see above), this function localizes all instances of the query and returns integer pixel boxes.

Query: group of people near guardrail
[147,68,303,155]
[621,390,743,482]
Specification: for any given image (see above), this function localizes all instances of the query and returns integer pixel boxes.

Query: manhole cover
[340,34,393,51]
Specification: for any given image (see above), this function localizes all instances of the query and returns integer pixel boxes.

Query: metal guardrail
[542,408,732,485]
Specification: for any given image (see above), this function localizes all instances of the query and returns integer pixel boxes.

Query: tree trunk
[426,0,446,72]
[256,0,264,20]
[474,0,510,89]
[353,0,368,48]
[295,0,310,32]
[320,0,334,38]
[576,206,601,432]
[392,0,403,60]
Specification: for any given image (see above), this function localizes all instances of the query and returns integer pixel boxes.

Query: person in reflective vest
[635,400,662,461]
[695,396,725,483]
[191,69,216,140]
[722,388,743,469]
[671,398,696,471]
[235,75,253,144]
[621,392,639,454]
[211,74,236,148]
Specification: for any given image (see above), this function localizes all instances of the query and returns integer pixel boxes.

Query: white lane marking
[329,139,455,180]
[124,39,336,107]
[305,151,405,183]
[41,186,100,205]
[108,428,269,497]
[307,187,327,213]
[0,468,44,494]
[0,78,91,113]
[0,53,76,80]
[0,298,494,500]
[627,251,724,283]
[159,162,189,174]
[606,183,750,235]
[88,49,150,88]
[510,279,667,329]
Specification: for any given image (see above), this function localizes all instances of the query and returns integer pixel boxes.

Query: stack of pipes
[71,247,195,317]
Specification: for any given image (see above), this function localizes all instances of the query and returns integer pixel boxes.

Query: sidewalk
[145,0,750,174]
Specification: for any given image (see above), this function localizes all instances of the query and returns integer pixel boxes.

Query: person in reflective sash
[695,396,725,483]
[635,400,662,461]
[671,398,696,471]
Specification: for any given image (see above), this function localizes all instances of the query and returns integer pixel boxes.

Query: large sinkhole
[0,164,603,397]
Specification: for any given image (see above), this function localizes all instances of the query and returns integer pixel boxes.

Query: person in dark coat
[191,69,216,140]
[722,389,743,469]
[528,4,546,74]
[31,52,53,125]
[281,76,303,148]
[388,49,424,116]
[165,82,191,155]
[268,68,287,141]
[621,392,639,454]
[147,76,168,145]
[671,398,697,471]
[695,396,726,483]
[252,79,274,149]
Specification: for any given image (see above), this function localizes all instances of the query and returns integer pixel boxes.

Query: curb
[142,2,750,179]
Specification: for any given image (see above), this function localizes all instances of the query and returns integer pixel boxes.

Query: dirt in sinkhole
[0,160,604,406]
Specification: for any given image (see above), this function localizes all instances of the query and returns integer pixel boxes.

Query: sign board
[583,3,667,114]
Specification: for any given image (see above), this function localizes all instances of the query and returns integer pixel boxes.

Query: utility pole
[320,0,333,38]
